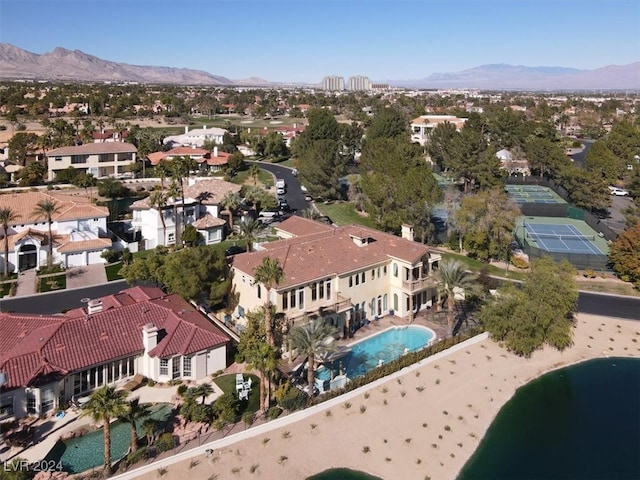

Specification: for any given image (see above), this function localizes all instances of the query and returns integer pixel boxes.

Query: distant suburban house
[147,146,230,172]
[496,148,530,176]
[0,286,231,420]
[163,126,227,148]
[0,191,111,272]
[230,217,442,337]
[130,177,240,249]
[410,115,467,147]
[45,142,137,181]
[91,129,130,143]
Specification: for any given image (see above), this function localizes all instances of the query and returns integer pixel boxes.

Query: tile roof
[192,213,225,229]
[232,222,430,289]
[275,216,334,238]
[0,191,108,226]
[46,142,137,156]
[0,286,230,388]
[130,178,240,210]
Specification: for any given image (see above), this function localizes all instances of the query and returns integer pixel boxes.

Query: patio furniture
[243,378,252,391]
[235,374,244,392]
[123,374,145,392]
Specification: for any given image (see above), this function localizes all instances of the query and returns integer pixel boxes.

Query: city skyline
[1,0,639,84]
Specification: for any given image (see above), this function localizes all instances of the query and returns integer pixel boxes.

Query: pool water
[45,403,173,474]
[317,326,435,382]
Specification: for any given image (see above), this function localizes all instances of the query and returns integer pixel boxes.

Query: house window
[183,356,192,377]
[0,396,14,417]
[172,357,181,379]
[370,298,376,316]
[26,391,36,415]
[383,265,387,275]
[257,284,261,299]
[378,267,381,277]
[318,281,324,299]
[298,288,304,309]
[168,233,175,244]
[282,293,288,310]
[361,272,365,284]
[393,294,398,311]
[160,358,169,376]
[393,263,398,277]
[71,154,88,164]
[290,290,296,309]
[55,156,62,162]
[349,276,353,287]
[40,384,55,413]
[404,267,410,281]
[325,280,331,299]
[311,283,317,301]
[355,274,359,286]
[383,294,388,311]
[371,269,375,280]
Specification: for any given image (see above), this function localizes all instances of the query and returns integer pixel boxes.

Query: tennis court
[505,185,566,204]
[521,222,604,254]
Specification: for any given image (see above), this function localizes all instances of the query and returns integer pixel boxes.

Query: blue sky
[1,0,639,83]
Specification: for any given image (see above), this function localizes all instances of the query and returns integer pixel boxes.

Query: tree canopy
[479,257,578,357]
[608,222,640,288]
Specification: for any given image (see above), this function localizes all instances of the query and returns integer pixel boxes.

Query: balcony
[402,276,435,293]
[285,294,352,325]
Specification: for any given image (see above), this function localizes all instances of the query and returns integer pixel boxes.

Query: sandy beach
[115,312,639,480]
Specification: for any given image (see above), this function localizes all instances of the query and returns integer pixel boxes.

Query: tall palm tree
[167,181,182,248]
[221,191,242,229]
[436,260,478,335]
[288,319,338,400]
[237,217,261,252]
[301,207,321,220]
[248,164,261,185]
[81,386,128,474]
[245,342,280,412]
[254,256,284,347]
[118,397,151,454]
[148,190,168,246]
[0,207,20,279]
[32,199,61,269]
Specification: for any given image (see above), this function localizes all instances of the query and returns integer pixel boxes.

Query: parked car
[291,168,298,176]
[278,199,290,211]
[276,186,286,195]
[608,186,629,196]
[304,194,313,202]
[225,245,247,256]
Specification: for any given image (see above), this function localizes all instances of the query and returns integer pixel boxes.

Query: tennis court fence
[522,243,611,271]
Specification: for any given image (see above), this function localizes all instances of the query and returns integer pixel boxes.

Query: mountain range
[0,43,638,90]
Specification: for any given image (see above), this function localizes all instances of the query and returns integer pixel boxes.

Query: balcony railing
[285,294,352,325]
[402,276,435,292]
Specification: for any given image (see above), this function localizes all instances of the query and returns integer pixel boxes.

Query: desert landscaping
[114,312,639,480]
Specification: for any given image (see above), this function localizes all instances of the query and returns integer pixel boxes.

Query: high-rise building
[322,76,345,91]
[348,76,371,91]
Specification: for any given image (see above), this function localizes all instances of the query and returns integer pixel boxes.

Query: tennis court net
[526,232,596,242]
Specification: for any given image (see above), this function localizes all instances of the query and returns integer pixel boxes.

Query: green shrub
[177,384,188,396]
[155,433,176,452]
[267,407,282,420]
[511,256,530,270]
[583,269,597,278]
[101,249,120,263]
[275,382,306,412]
[126,446,148,465]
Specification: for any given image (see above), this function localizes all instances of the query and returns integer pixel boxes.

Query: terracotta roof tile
[192,213,225,229]
[46,142,137,156]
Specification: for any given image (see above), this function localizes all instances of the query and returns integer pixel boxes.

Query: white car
[608,186,629,196]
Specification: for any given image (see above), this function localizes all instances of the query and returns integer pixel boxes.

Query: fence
[522,242,611,272]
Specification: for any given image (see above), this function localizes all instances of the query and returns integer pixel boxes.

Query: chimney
[401,224,414,242]
[213,146,218,157]
[87,299,103,314]
[142,323,158,353]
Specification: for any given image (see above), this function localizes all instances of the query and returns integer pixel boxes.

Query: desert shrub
[583,269,597,278]
[267,406,282,420]
[511,256,530,270]
[126,446,148,465]
[177,384,188,396]
[155,433,176,452]
[275,382,306,412]
[101,249,119,263]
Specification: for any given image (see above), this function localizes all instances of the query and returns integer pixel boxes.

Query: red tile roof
[232,222,429,289]
[0,286,230,388]
[46,142,137,156]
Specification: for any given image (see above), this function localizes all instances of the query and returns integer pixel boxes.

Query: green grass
[0,281,14,298]
[105,262,124,281]
[213,373,260,416]
[315,202,376,228]
[440,252,528,281]
[229,167,273,187]
[39,274,66,292]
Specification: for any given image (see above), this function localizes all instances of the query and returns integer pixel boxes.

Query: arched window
[393,294,398,311]
[383,294,388,311]
[393,263,398,277]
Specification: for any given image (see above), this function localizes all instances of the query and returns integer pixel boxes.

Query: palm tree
[237,217,261,252]
[254,256,284,347]
[245,342,280,412]
[301,208,321,220]
[436,260,478,335]
[141,418,159,447]
[32,199,62,269]
[248,164,261,185]
[148,190,168,246]
[221,191,242,229]
[118,397,151,454]
[0,207,20,279]
[288,319,338,400]
[81,386,128,474]
[167,181,182,248]
[195,382,214,404]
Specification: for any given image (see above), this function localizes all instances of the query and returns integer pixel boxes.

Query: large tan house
[45,142,137,181]
[230,217,441,337]
[410,115,467,147]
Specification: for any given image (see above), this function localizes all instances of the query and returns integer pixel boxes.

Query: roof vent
[87,299,103,314]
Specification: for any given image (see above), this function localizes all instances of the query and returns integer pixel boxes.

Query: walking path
[13,270,36,297]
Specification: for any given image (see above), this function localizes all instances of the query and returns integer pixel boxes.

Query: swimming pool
[45,403,173,474]
[316,325,435,383]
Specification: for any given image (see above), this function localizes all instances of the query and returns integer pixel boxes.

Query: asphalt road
[0,280,129,314]
[247,161,311,214]
[2,278,638,321]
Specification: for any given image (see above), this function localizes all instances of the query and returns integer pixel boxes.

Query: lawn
[440,252,528,282]
[315,202,376,228]
[213,373,260,417]
[0,281,14,298]
[39,274,67,292]
[105,262,123,281]
[230,167,273,187]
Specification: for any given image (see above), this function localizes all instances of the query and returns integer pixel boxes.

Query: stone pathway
[13,270,36,297]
